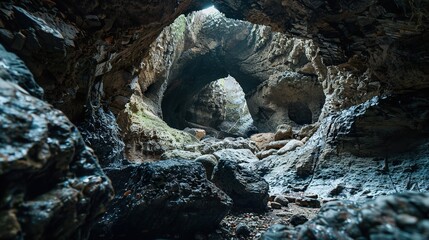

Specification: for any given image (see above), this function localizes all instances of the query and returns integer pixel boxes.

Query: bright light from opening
[201,5,219,15]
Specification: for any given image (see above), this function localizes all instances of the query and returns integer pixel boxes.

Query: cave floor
[201,203,320,240]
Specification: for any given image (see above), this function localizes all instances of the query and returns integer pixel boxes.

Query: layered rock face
[0,45,113,239]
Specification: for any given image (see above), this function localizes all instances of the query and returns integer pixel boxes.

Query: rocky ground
[211,202,320,240]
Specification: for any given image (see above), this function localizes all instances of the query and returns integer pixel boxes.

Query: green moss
[126,96,197,150]
[170,15,187,41]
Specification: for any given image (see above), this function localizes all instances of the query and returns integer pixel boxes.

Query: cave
[288,102,312,125]
[1,1,429,240]
[178,75,256,138]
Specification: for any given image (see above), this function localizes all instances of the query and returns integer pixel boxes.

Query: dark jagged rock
[0,47,113,239]
[289,215,308,227]
[0,44,43,98]
[212,159,269,211]
[295,198,321,208]
[78,107,125,167]
[261,193,429,240]
[235,223,251,237]
[332,92,429,157]
[91,159,232,239]
[0,0,211,122]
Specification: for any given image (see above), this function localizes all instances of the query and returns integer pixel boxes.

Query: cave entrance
[183,75,256,138]
[141,5,326,139]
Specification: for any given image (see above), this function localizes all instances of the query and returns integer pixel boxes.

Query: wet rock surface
[0,44,43,98]
[91,159,232,239]
[0,0,428,239]
[260,193,429,240]
[258,94,429,199]
[0,47,113,239]
[212,159,269,211]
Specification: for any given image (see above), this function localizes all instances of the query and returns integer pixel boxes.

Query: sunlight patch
[201,5,219,15]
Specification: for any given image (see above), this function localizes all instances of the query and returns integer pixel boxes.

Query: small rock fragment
[274,195,289,207]
[270,201,282,209]
[274,124,293,140]
[290,214,308,226]
[295,198,321,208]
[235,223,251,237]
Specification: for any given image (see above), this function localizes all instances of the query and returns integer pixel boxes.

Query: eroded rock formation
[0,45,113,239]
[186,76,255,137]
[1,0,429,239]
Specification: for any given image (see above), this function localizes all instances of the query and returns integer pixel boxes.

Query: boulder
[184,128,206,140]
[195,154,218,178]
[91,160,232,239]
[235,223,251,237]
[197,137,259,154]
[212,159,269,211]
[277,140,304,155]
[289,215,308,226]
[297,123,319,139]
[265,140,289,150]
[251,133,275,150]
[274,195,289,207]
[295,198,321,208]
[257,149,278,159]
[270,202,282,209]
[274,124,293,141]
[213,149,258,165]
[160,149,201,160]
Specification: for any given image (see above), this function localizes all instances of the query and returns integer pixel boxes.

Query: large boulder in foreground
[260,192,429,240]
[212,159,269,211]
[91,159,232,239]
[0,79,113,238]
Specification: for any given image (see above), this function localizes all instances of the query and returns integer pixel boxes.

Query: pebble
[295,198,321,208]
[274,195,289,207]
[270,201,282,209]
[235,223,251,237]
[284,195,297,203]
[290,214,308,226]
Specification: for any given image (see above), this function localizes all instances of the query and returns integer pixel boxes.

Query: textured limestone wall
[186,76,255,137]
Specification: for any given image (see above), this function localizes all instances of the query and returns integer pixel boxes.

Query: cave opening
[142,6,326,140]
[183,75,256,138]
[288,102,313,125]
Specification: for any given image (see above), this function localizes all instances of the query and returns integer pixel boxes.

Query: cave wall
[121,9,329,157]
[0,0,426,192]
[186,76,255,137]
[205,0,429,197]
[0,44,113,240]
